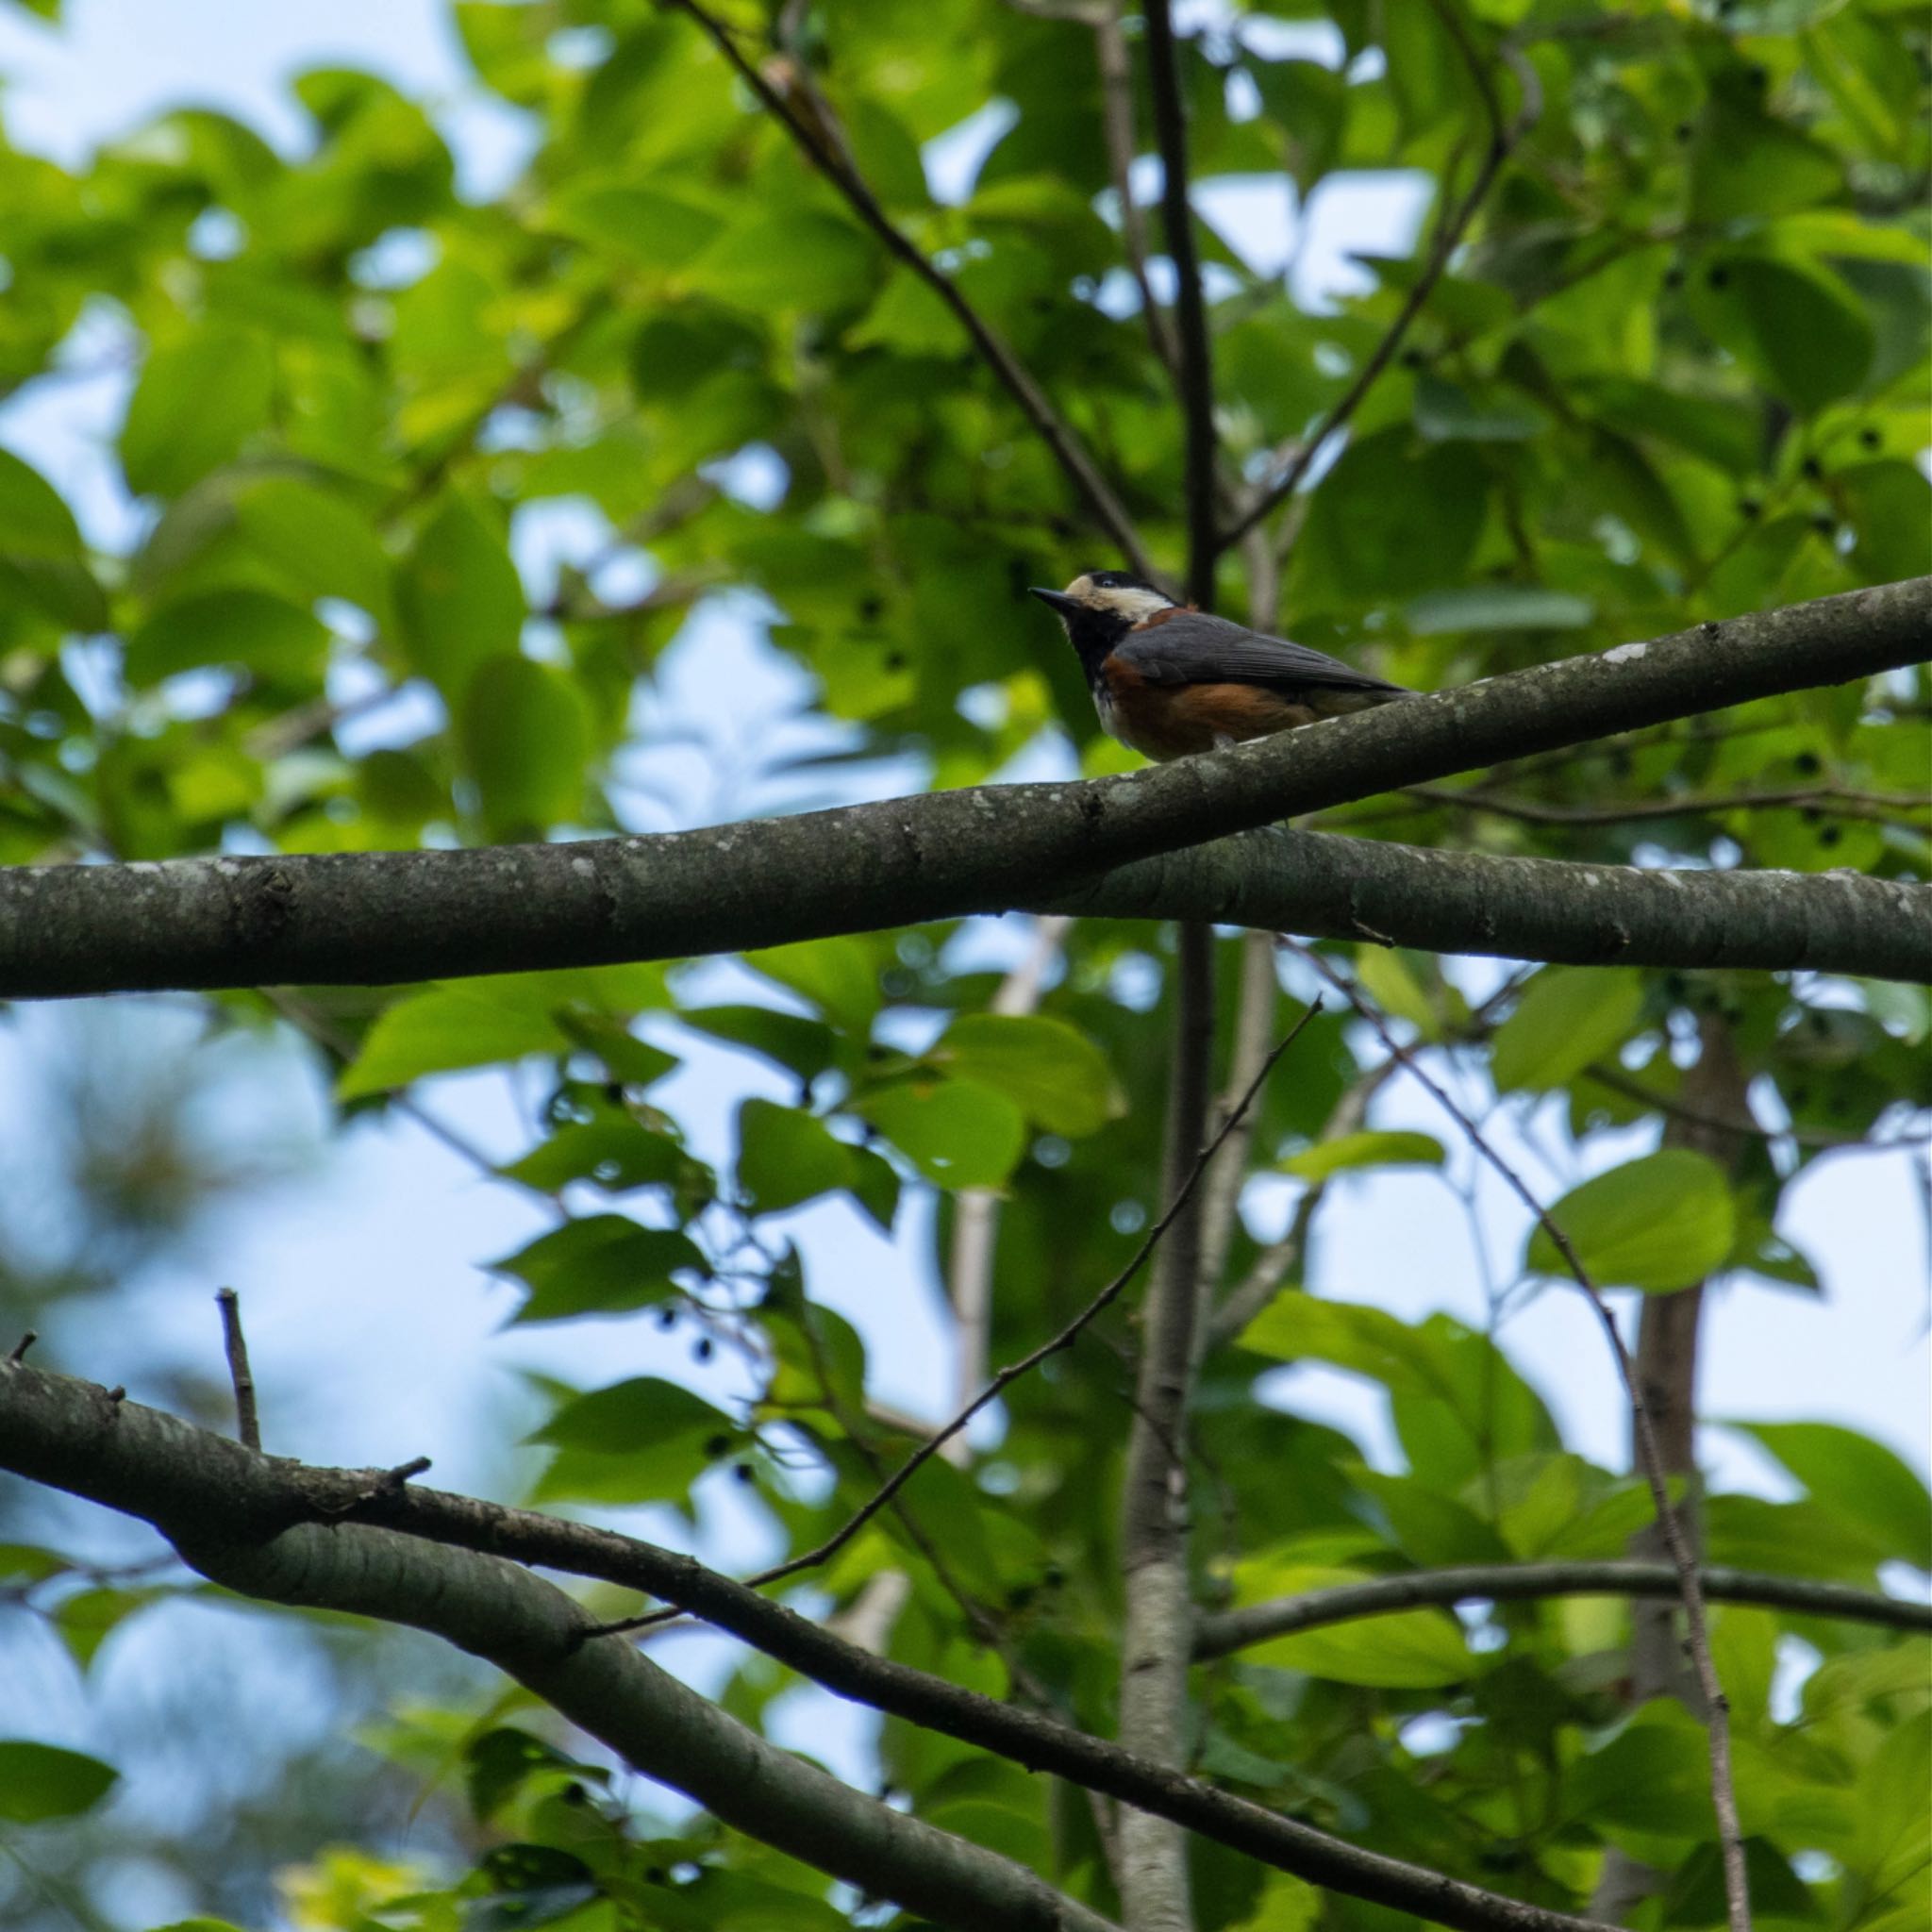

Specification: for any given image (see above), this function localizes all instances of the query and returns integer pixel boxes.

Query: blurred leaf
[492,1215,705,1323]
[1526,1150,1736,1292]
[339,983,570,1097]
[458,656,592,841]
[737,1098,856,1214]
[125,590,328,687]
[931,1014,1122,1137]
[0,1741,118,1822]
[1688,256,1874,414]
[852,1077,1025,1189]
[1406,586,1594,635]
[1731,1421,1932,1570]
[1279,1130,1444,1182]
[121,325,275,497]
[1491,969,1644,1094]
[399,493,525,703]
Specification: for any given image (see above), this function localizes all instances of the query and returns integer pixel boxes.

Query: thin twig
[1144,0,1217,603]
[1093,7,1178,375]
[1398,781,1931,830]
[7,1332,35,1365]
[213,1289,260,1452]
[1582,1060,1909,1155]
[1194,1559,1932,1657]
[591,1004,1321,1640]
[668,0,1159,583]
[1283,940,1751,1932]
[1220,19,1541,553]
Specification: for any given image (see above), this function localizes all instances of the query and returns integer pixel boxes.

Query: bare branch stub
[214,1288,261,1452]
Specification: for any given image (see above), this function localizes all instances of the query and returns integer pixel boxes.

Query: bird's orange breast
[1096,658,1320,762]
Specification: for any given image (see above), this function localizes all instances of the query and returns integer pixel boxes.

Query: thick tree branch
[1047,825,1932,982]
[664,0,1158,582]
[1194,1562,1932,1658]
[0,1360,1615,1932]
[2,582,1925,1001]
[0,1369,1112,1932]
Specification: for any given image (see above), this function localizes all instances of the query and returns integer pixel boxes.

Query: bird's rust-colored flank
[1100,660,1321,761]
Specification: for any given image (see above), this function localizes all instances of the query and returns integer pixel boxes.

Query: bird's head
[1028,570,1176,661]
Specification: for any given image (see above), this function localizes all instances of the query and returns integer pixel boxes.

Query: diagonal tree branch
[664,0,1159,583]
[1093,6,1179,375]
[3,581,1926,1001]
[1193,1561,1932,1658]
[0,1358,1617,1932]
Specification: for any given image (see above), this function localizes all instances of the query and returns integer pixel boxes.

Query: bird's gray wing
[1114,611,1407,697]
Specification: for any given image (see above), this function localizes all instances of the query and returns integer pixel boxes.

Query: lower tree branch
[0,1369,1112,1932]
[1194,1561,1931,1659]
[1,1358,1617,1932]
[1046,825,1932,983]
[2,580,1924,1001]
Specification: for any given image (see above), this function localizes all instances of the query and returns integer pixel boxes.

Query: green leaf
[1525,1149,1736,1292]
[399,493,526,703]
[121,325,275,497]
[852,1077,1025,1189]
[548,182,723,268]
[0,1741,118,1822]
[691,211,879,313]
[230,475,397,631]
[0,448,86,558]
[1689,255,1874,415]
[1731,1421,1932,1569]
[1413,375,1543,442]
[495,1215,703,1324]
[1691,91,1841,225]
[1405,586,1595,635]
[529,1375,735,1505]
[743,939,878,1038]
[124,589,328,688]
[1295,428,1490,602]
[681,1005,839,1082]
[1279,1131,1444,1182]
[1491,969,1644,1094]
[931,1014,1122,1137]
[1563,1705,1716,1835]
[499,1123,697,1196]
[737,1099,857,1215]
[458,656,592,841]
[339,984,570,1097]
[1227,1562,1473,1688]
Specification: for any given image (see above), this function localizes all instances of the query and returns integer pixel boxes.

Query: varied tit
[1029,569,1411,763]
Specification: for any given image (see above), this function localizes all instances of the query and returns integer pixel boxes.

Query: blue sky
[1,0,1925,1905]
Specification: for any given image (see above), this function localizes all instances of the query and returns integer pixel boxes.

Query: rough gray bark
[1049,825,1932,981]
[0,1359,1617,1932]
[2,580,1924,1000]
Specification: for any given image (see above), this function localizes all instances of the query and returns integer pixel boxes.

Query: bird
[1029,569,1411,763]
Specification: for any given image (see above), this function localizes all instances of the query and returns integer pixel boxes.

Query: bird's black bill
[1029,587,1079,615]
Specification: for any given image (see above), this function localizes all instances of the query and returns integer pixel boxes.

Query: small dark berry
[657,1305,677,1329]
[1739,497,1761,519]
[694,1336,714,1362]
[1859,427,1882,449]
[858,595,884,621]
[884,651,907,671]
[1801,457,1823,479]
[1400,346,1425,369]
[1818,825,1842,847]
[1707,266,1731,291]
[1811,514,1836,535]
[1674,122,1694,142]
[704,1433,731,1459]
[1794,751,1821,775]
[1663,266,1686,290]
[733,1460,756,1483]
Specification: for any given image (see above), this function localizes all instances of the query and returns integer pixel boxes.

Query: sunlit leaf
[1525,1151,1736,1292]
